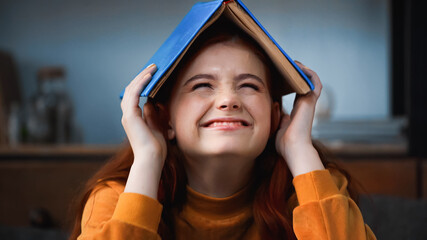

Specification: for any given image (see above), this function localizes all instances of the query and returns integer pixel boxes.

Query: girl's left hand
[275,61,325,177]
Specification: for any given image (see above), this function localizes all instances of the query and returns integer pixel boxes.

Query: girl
[69,23,376,240]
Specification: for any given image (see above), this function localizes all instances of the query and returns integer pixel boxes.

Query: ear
[167,121,176,140]
[270,101,281,136]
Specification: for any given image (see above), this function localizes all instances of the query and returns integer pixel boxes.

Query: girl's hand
[121,64,167,168]
[275,61,325,177]
[121,64,169,198]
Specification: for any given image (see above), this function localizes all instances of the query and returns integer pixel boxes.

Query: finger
[122,64,157,111]
[294,60,314,78]
[294,61,322,98]
[127,73,152,109]
[122,64,157,101]
[290,94,316,135]
[121,73,151,116]
[309,72,322,97]
[292,94,302,114]
[128,64,157,97]
[129,64,157,89]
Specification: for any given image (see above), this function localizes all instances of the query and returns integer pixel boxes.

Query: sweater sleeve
[77,181,163,240]
[292,169,376,240]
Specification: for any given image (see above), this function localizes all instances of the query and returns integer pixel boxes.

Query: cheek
[246,97,273,131]
[170,96,208,135]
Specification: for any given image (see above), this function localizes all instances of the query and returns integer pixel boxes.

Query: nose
[216,91,241,111]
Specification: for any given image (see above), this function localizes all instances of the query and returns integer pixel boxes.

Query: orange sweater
[78,169,376,239]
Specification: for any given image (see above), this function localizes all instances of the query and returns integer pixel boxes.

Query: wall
[0,0,390,144]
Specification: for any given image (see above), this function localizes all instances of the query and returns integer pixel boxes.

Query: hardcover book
[120,0,314,99]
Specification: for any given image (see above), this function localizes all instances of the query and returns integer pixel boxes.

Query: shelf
[0,140,408,161]
[319,140,408,158]
[0,144,121,160]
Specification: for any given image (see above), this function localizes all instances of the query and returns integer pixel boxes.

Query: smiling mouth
[207,121,246,127]
[201,119,250,128]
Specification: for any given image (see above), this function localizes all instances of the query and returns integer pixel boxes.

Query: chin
[201,142,264,159]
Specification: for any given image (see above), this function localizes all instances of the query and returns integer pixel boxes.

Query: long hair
[68,19,359,240]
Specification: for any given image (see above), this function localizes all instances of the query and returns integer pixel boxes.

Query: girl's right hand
[120,64,167,167]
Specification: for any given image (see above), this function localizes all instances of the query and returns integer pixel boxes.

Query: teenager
[69,24,376,240]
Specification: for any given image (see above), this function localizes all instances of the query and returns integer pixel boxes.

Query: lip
[200,117,251,130]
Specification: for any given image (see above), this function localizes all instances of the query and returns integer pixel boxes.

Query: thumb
[275,113,291,156]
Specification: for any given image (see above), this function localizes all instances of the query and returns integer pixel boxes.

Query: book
[120,0,314,99]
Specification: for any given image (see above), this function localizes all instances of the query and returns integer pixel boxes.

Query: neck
[184,154,255,198]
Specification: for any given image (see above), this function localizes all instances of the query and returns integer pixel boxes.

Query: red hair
[68,20,360,240]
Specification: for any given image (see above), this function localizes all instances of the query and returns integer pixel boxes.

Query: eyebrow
[183,73,265,86]
[183,74,215,86]
[235,73,265,85]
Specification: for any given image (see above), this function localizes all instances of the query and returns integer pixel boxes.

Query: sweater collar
[185,184,253,219]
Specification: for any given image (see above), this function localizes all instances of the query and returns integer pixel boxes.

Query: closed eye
[239,83,259,91]
[192,82,213,90]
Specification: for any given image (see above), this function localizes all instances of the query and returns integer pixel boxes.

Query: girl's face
[168,41,278,161]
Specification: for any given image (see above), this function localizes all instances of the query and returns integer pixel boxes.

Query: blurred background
[0,0,426,239]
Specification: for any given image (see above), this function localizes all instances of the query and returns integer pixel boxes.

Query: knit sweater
[77,169,376,239]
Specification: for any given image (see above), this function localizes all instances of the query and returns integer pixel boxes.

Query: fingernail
[147,63,156,69]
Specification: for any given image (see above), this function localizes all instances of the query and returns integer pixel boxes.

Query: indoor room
[0,0,426,239]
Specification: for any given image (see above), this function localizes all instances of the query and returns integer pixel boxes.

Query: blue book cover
[120,0,313,99]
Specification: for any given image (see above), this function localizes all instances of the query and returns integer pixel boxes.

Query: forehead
[176,41,268,82]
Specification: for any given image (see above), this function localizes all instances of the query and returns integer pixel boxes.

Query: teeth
[210,122,243,127]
